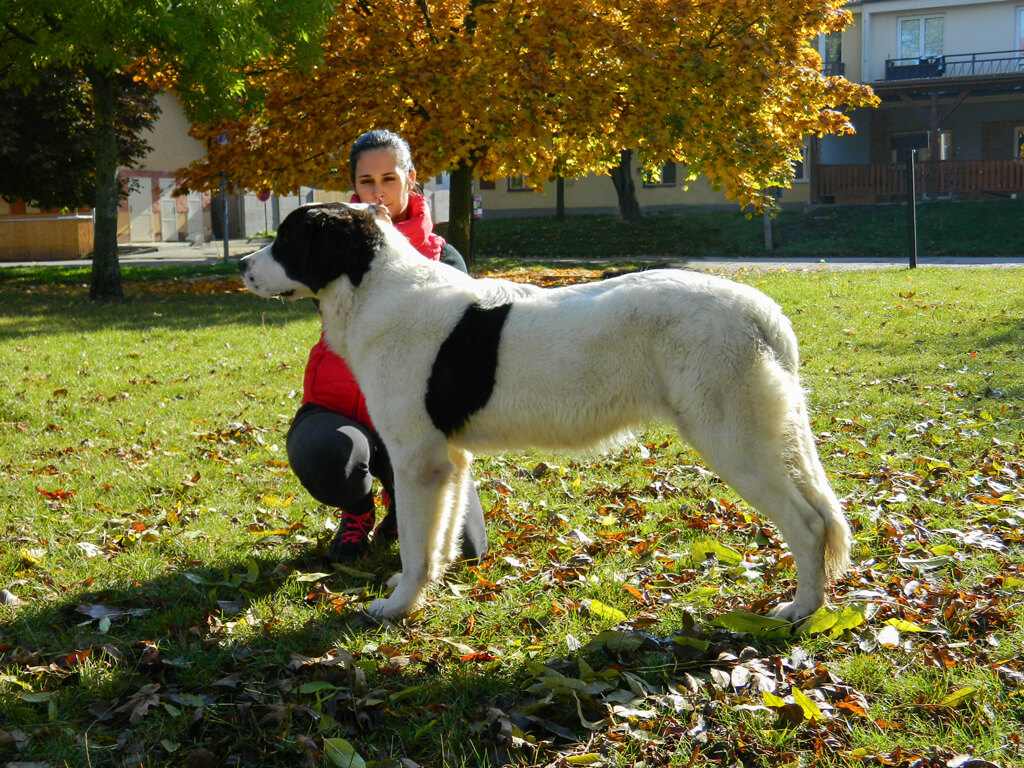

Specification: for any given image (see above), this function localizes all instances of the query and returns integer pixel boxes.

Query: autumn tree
[181,0,876,259]
[0,0,333,301]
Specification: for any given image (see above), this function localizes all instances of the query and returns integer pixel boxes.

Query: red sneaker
[327,509,375,560]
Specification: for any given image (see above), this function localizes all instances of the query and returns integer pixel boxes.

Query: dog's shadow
[0,538,802,766]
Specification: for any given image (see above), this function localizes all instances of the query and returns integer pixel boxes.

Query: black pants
[286,402,488,560]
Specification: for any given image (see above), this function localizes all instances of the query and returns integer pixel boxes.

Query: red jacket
[301,194,443,425]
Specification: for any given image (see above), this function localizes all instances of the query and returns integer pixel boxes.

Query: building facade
[807,0,1024,201]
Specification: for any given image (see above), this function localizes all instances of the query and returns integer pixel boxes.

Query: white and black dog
[240,202,850,622]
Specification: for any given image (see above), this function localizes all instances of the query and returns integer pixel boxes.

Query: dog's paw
[367,597,400,620]
[385,571,403,589]
[768,600,816,623]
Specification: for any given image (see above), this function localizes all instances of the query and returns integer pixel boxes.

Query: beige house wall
[840,22,863,83]
[140,92,207,172]
[477,167,808,217]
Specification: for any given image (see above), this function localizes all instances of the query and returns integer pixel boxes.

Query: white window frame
[507,175,532,192]
[897,14,944,61]
[792,143,810,183]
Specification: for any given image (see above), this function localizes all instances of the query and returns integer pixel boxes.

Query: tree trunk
[89,70,123,302]
[555,176,565,221]
[763,187,782,251]
[608,149,642,224]
[447,160,476,266]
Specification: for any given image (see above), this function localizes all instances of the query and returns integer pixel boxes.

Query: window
[478,179,496,191]
[642,161,677,186]
[1016,126,1024,158]
[792,144,809,182]
[507,175,532,191]
[1018,8,1024,54]
[899,15,943,60]
[823,31,844,75]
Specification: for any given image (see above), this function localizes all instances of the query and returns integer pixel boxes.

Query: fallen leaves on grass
[2,269,1022,767]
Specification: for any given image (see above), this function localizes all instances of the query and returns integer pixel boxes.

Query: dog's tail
[749,294,851,583]
[803,475,852,582]
[824,500,852,581]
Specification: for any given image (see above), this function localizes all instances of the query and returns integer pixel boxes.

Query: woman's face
[353,148,416,222]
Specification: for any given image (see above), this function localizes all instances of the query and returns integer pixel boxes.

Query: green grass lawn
[1,264,1022,767]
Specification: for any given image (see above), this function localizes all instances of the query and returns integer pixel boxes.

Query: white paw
[368,597,400,619]
[386,571,403,589]
[768,600,816,623]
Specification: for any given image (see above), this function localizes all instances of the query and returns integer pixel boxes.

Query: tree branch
[416,0,440,46]
[3,22,38,46]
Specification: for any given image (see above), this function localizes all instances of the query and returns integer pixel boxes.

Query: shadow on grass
[0,542,523,767]
[0,531,804,767]
[851,300,1024,400]
[0,286,315,341]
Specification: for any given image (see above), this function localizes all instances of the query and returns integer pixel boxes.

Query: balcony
[815,158,1024,203]
[884,50,1024,81]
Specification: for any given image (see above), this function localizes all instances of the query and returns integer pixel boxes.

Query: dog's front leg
[368,449,456,620]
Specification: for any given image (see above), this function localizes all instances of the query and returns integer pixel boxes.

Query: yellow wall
[477,168,807,217]
[842,22,863,84]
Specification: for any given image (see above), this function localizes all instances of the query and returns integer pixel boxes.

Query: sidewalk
[2,239,1023,272]
[515,254,1024,272]
[683,254,1024,272]
[0,238,270,269]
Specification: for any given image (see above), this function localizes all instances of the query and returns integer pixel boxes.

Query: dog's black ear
[298,204,384,292]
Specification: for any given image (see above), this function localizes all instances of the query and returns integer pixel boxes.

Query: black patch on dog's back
[426,302,513,436]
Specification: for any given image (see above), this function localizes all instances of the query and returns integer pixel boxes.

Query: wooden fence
[0,214,93,261]
[816,159,1024,202]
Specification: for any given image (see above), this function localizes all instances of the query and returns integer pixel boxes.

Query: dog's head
[239,202,389,299]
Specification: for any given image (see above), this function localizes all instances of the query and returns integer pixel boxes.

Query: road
[2,240,1022,272]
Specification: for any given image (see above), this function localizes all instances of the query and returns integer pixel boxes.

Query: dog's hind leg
[368,442,465,619]
[437,447,473,565]
[673,362,850,622]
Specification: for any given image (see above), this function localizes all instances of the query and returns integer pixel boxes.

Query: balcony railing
[816,158,1024,201]
[884,50,1024,80]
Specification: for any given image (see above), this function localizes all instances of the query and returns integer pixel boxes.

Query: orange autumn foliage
[178,0,876,211]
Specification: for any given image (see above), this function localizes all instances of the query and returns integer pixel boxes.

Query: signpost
[217,133,230,263]
[906,150,918,269]
[257,190,271,235]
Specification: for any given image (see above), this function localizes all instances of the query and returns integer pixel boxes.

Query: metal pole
[906,150,917,269]
[221,172,229,263]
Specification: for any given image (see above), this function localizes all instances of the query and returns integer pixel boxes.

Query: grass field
[1,262,1022,767]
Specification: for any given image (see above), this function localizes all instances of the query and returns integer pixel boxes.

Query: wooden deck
[816,159,1024,202]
